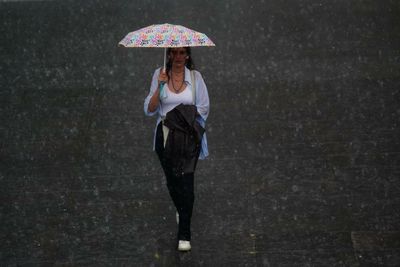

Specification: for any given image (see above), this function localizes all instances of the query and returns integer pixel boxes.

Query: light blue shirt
[144,66,210,159]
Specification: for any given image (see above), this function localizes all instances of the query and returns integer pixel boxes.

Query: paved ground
[1,0,399,266]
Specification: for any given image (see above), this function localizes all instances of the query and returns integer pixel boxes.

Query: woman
[144,47,210,251]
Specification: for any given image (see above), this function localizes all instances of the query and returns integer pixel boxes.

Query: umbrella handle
[159,81,167,100]
[163,48,166,72]
[159,81,166,89]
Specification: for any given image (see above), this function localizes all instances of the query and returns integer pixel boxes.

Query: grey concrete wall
[1,0,400,266]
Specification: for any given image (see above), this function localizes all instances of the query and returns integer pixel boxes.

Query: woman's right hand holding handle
[158,68,168,85]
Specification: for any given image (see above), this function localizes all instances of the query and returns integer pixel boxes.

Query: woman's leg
[165,171,183,217]
[177,172,194,241]
[164,171,194,241]
[155,122,185,231]
[155,122,195,241]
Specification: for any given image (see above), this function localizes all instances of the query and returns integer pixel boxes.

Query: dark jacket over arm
[163,104,205,175]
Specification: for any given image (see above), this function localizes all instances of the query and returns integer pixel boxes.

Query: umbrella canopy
[118,23,215,99]
[118,23,215,48]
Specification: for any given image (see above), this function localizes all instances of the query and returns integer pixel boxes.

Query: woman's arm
[144,68,168,116]
[147,87,160,113]
[195,71,210,121]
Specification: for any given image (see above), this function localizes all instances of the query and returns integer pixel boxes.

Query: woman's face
[170,48,188,68]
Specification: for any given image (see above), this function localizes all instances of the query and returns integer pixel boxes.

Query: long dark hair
[165,47,195,80]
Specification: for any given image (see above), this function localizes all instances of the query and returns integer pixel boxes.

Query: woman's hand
[148,68,167,113]
[158,68,168,84]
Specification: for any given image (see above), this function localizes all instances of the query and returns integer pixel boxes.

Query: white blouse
[160,84,193,117]
[144,66,210,159]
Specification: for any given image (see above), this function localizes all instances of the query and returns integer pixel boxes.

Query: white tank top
[160,84,193,117]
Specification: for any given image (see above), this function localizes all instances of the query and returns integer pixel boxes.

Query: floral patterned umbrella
[118,23,215,69]
[119,23,215,48]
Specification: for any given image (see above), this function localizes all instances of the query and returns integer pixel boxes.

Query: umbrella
[118,23,215,71]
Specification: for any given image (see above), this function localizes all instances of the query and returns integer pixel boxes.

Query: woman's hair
[165,47,195,79]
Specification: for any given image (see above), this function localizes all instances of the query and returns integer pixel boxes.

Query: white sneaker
[176,211,179,225]
[178,240,191,251]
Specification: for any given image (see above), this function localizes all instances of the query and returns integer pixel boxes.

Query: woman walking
[144,47,210,251]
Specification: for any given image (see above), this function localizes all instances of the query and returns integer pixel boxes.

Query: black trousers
[155,122,195,241]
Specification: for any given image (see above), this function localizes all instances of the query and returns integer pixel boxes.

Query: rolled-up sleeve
[195,71,210,121]
[144,68,161,116]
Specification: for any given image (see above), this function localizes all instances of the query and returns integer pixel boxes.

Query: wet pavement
[1,0,399,266]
